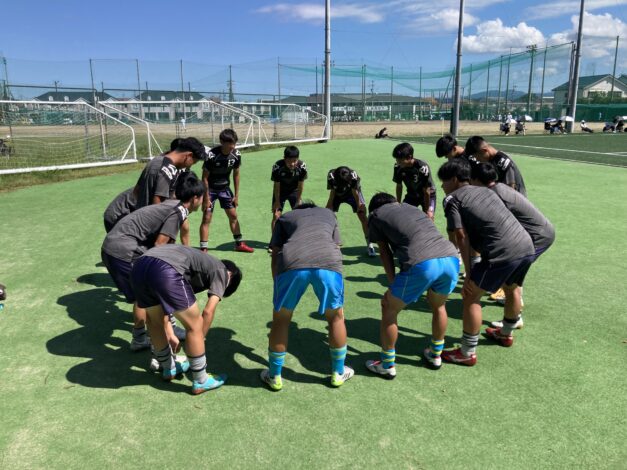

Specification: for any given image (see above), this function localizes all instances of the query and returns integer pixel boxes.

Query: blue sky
[0,0,625,95]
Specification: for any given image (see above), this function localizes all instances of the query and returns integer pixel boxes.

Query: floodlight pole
[324,0,332,139]
[609,36,619,107]
[567,0,585,133]
[526,44,537,113]
[450,0,464,137]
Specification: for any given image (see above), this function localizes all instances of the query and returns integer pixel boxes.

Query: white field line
[492,142,627,157]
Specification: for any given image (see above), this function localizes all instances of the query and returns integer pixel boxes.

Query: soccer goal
[0,100,137,174]
[99,99,258,158]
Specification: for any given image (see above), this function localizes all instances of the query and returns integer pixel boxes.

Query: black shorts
[101,251,135,303]
[272,191,299,212]
[332,191,365,213]
[470,254,535,293]
[208,187,235,211]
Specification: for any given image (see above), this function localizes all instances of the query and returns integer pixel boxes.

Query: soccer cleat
[423,348,442,370]
[330,366,355,387]
[150,354,187,372]
[484,327,514,347]
[235,242,254,253]
[162,359,190,381]
[489,287,506,301]
[130,335,151,352]
[367,243,377,257]
[365,360,397,379]
[260,369,283,391]
[192,374,227,395]
[441,347,477,366]
[266,245,273,254]
[490,316,524,329]
[172,324,187,341]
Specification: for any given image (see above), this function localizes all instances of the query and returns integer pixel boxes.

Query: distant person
[551,120,565,134]
[131,244,242,394]
[499,122,511,136]
[375,127,389,139]
[326,166,376,257]
[199,129,254,253]
[515,120,526,135]
[602,123,615,133]
[261,203,354,391]
[392,142,436,220]
[614,118,625,132]
[180,117,186,131]
[365,193,459,377]
[580,120,594,133]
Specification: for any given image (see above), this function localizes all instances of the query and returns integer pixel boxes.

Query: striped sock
[189,354,208,384]
[501,316,520,336]
[461,332,479,356]
[132,326,146,340]
[429,339,445,358]
[268,349,286,377]
[330,346,347,375]
[155,346,174,372]
[380,348,395,369]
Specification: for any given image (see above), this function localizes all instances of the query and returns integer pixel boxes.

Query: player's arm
[155,233,175,245]
[325,189,336,210]
[151,194,166,205]
[273,182,281,212]
[378,242,396,284]
[296,180,304,205]
[201,168,212,211]
[179,219,190,246]
[163,315,180,353]
[352,188,366,212]
[423,186,436,220]
[232,168,240,207]
[201,295,221,337]
[396,182,403,203]
[270,248,280,279]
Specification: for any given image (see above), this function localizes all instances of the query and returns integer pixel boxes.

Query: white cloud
[463,19,546,53]
[409,9,478,32]
[525,0,627,21]
[256,3,384,24]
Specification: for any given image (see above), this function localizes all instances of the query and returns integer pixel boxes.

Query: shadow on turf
[48,283,267,392]
[213,240,268,252]
[341,246,381,266]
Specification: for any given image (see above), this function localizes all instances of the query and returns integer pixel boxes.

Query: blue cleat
[192,374,227,395]
[162,360,190,381]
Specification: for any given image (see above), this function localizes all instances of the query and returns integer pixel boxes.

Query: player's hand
[232,196,239,207]
[426,210,434,221]
[167,334,181,354]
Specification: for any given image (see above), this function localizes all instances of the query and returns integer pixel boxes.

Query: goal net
[0,100,136,174]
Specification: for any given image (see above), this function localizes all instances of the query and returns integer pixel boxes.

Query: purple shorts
[272,191,299,213]
[101,251,135,303]
[208,187,235,211]
[470,254,536,293]
[332,191,365,213]
[130,256,196,315]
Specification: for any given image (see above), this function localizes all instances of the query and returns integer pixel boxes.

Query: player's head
[437,159,471,195]
[470,162,497,187]
[174,171,205,210]
[221,259,242,298]
[435,134,458,158]
[219,128,238,154]
[464,136,491,162]
[172,137,208,168]
[333,166,354,185]
[368,192,397,214]
[294,199,317,210]
[283,146,300,169]
[169,138,183,152]
[392,142,414,166]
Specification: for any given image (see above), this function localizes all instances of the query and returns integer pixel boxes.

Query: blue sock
[268,349,286,377]
[429,339,445,358]
[380,349,395,369]
[330,346,347,375]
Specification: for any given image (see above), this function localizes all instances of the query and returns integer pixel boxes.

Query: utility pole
[567,0,585,132]
[228,65,234,102]
[504,48,512,114]
[450,0,464,136]
[389,66,393,121]
[526,44,537,113]
[180,59,186,119]
[485,60,491,120]
[136,59,143,118]
[539,44,548,120]
[324,0,331,138]
[609,35,620,107]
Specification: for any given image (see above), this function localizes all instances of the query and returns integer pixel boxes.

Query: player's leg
[199,191,217,251]
[365,289,404,379]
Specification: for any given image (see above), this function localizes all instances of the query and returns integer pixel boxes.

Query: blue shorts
[131,256,196,315]
[390,256,459,304]
[470,254,535,293]
[273,268,344,314]
[332,191,365,213]
[101,251,135,303]
[208,187,235,211]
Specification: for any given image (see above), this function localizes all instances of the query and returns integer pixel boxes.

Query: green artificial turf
[0,139,625,469]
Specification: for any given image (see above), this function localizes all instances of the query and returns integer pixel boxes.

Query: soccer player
[199,129,254,253]
[438,159,535,365]
[464,136,526,197]
[326,166,376,257]
[364,193,460,377]
[392,142,436,219]
[260,203,354,390]
[270,146,307,234]
[102,172,205,351]
[103,187,137,233]
[131,244,242,394]
[470,162,555,334]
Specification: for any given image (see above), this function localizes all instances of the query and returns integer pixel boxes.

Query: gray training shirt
[270,207,343,275]
[491,183,555,252]
[141,245,229,299]
[102,199,188,263]
[443,185,534,264]
[492,151,527,197]
[134,155,179,209]
[103,187,137,231]
[368,203,458,272]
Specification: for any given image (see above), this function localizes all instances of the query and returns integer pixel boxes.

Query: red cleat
[441,347,477,366]
[235,242,254,253]
[484,327,514,347]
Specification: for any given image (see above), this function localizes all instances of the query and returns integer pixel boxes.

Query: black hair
[435,134,457,158]
[437,159,471,183]
[294,199,317,210]
[368,192,397,213]
[169,138,182,152]
[221,260,242,298]
[219,128,238,144]
[333,166,353,183]
[174,137,207,161]
[283,145,299,159]
[392,142,414,160]
[464,136,486,157]
[174,171,206,202]
[471,162,497,185]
